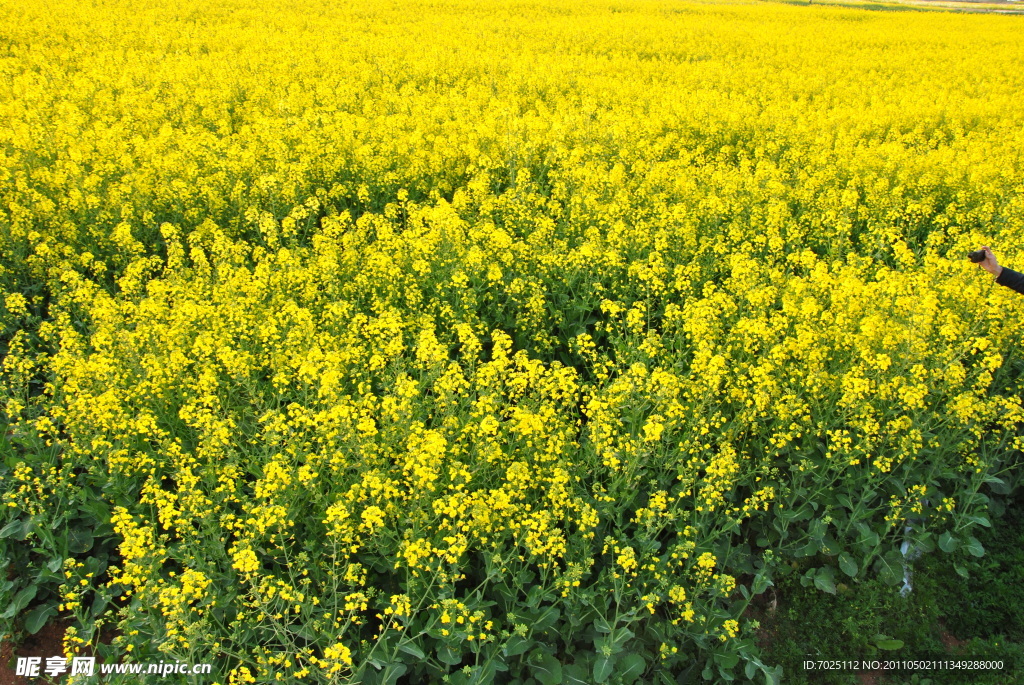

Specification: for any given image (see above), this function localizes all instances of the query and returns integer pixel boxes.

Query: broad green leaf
[938,531,958,553]
[504,634,532,658]
[838,552,858,578]
[532,606,561,633]
[90,593,106,618]
[745,660,758,679]
[984,475,1011,495]
[874,635,904,651]
[397,642,425,660]
[24,604,55,634]
[382,663,407,685]
[964,536,985,557]
[437,643,461,666]
[564,664,590,685]
[912,531,935,554]
[819,534,840,556]
[813,567,836,594]
[808,518,827,540]
[0,518,23,539]
[610,627,634,653]
[854,522,879,549]
[594,655,615,683]
[4,584,38,618]
[875,551,903,586]
[618,653,646,683]
[531,652,562,685]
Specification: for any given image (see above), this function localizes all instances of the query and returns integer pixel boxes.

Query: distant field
[2,1,1023,683]
[776,0,1024,13]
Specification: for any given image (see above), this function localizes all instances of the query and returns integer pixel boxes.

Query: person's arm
[996,266,1024,295]
[977,246,1024,295]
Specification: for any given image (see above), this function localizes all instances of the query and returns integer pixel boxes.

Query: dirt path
[0,620,71,685]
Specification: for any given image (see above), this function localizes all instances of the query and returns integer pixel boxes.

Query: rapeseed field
[2,0,1023,682]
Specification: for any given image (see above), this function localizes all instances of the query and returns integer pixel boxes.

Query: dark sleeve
[996,267,1024,295]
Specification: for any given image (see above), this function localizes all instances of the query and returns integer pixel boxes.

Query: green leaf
[610,627,634,653]
[875,551,903,586]
[792,504,813,522]
[912,531,935,554]
[966,515,991,528]
[526,584,546,608]
[24,604,55,634]
[752,573,772,595]
[938,531,958,553]
[874,635,904,651]
[745,660,758,679]
[503,634,532,658]
[14,517,35,541]
[0,518,23,539]
[437,643,462,666]
[397,642,425,660]
[531,606,561,633]
[531,651,562,685]
[67,526,93,554]
[808,518,827,540]
[799,568,815,588]
[838,552,858,578]
[954,563,969,579]
[813,566,836,594]
[593,617,613,634]
[382,663,407,685]
[799,540,819,558]
[964,536,985,557]
[819,534,840,556]
[3,584,38,618]
[564,664,590,685]
[984,475,1011,495]
[618,653,646,683]
[594,655,615,683]
[90,593,106,618]
[854,522,879,550]
[715,651,740,669]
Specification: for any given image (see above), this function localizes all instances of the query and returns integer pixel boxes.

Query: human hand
[978,246,1002,278]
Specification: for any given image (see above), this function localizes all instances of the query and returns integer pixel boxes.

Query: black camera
[968,250,987,263]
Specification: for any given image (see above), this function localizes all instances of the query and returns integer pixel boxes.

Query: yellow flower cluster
[1,0,1022,681]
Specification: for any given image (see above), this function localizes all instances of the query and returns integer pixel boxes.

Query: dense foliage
[756,490,1024,684]
[2,0,1023,683]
